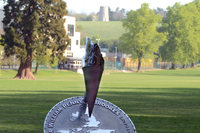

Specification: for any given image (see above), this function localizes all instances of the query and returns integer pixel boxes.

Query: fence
[1,59,199,71]
[104,57,155,71]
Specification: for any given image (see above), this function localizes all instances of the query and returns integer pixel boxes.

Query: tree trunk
[191,62,194,68]
[15,54,35,80]
[182,64,186,69]
[34,62,39,74]
[137,58,141,71]
[171,63,176,69]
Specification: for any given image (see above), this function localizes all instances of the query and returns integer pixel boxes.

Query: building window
[76,40,79,45]
[67,44,71,50]
[67,52,73,57]
[68,24,74,36]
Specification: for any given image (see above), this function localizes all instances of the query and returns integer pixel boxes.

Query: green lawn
[76,21,125,41]
[0,69,200,133]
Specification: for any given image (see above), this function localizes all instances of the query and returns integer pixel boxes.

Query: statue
[72,37,104,120]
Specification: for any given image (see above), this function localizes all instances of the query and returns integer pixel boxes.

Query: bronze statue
[78,37,104,119]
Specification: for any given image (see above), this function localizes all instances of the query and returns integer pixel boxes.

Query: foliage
[155,7,167,18]
[34,45,50,67]
[109,7,127,21]
[120,3,165,70]
[1,0,70,79]
[160,2,200,66]
[99,40,120,53]
[68,12,97,21]
[49,55,59,68]
[0,57,20,70]
[0,37,19,67]
[90,35,101,44]
[0,37,3,65]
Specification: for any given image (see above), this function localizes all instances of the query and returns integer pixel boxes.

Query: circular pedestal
[44,97,137,133]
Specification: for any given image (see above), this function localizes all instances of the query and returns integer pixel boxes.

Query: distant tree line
[68,12,97,21]
[69,7,127,21]
[120,1,200,71]
[68,7,167,22]
[109,7,126,21]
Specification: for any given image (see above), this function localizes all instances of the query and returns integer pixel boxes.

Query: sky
[64,0,194,14]
[0,0,194,13]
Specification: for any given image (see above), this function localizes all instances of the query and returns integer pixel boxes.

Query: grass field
[76,21,125,41]
[0,69,200,133]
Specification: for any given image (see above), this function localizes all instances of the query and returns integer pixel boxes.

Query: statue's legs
[77,92,88,119]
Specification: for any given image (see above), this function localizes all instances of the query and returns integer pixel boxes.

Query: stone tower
[99,6,109,22]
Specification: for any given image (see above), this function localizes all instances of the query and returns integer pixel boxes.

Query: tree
[179,3,200,68]
[33,45,50,74]
[109,7,126,21]
[1,0,70,79]
[160,3,183,69]
[0,55,19,69]
[120,3,165,71]
[155,7,167,18]
[160,2,200,69]
[0,37,3,66]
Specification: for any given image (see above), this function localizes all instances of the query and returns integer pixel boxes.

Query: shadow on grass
[142,70,200,77]
[0,88,200,133]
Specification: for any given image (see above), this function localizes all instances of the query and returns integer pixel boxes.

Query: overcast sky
[65,0,194,14]
[0,0,194,13]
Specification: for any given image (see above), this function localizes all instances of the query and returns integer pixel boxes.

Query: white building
[62,16,84,70]
[63,16,82,58]
[0,9,4,35]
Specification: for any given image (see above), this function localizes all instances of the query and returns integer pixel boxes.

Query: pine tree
[1,0,70,79]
